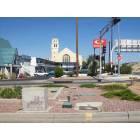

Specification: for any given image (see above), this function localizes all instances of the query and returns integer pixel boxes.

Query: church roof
[59,47,75,55]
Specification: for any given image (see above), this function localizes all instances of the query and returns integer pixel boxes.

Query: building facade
[0,38,20,78]
[51,38,83,72]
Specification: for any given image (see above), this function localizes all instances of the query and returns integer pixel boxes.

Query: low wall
[0,99,22,113]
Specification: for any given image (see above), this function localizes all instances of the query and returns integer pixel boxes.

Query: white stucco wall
[51,38,83,66]
[56,48,83,66]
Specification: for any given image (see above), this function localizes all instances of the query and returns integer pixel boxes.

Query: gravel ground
[48,84,140,113]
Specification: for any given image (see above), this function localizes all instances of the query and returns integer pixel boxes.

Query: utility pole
[117,23,121,76]
[76,17,79,77]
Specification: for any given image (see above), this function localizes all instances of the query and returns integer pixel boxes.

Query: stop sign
[117,55,122,61]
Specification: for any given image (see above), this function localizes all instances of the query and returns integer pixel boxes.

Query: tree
[105,63,111,73]
[86,55,99,76]
[54,67,63,78]
[82,60,88,69]
[120,64,132,74]
[88,60,98,76]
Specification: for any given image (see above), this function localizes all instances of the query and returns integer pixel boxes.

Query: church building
[51,38,83,72]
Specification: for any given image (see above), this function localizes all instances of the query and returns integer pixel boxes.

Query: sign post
[93,39,107,80]
[93,39,107,48]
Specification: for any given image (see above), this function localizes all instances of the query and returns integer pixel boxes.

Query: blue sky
[0,17,140,63]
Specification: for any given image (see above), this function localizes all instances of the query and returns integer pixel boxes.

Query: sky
[0,17,140,63]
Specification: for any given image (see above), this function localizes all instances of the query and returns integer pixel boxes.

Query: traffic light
[103,47,106,53]
[95,55,105,60]
[112,17,121,25]
[102,55,105,61]
[95,55,100,60]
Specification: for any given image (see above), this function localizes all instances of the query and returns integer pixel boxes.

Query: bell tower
[51,38,59,61]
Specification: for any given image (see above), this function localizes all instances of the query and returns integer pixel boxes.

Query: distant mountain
[0,38,12,48]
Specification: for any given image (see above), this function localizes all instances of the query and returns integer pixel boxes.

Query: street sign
[114,39,140,52]
[93,39,107,48]
[117,55,122,61]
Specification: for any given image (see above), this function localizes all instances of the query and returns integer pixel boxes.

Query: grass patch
[99,83,128,91]
[101,83,140,101]
[80,83,96,88]
[102,89,134,99]
[0,86,22,99]
[40,84,68,88]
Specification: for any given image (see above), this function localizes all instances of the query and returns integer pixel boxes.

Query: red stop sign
[117,55,122,61]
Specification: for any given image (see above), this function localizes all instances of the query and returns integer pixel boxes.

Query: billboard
[114,39,140,52]
[93,39,107,48]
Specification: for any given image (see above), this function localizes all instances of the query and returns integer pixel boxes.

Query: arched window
[63,54,70,63]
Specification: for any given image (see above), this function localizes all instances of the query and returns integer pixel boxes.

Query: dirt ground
[128,81,140,95]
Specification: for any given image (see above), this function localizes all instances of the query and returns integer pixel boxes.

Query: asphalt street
[0,111,139,123]
[0,79,133,86]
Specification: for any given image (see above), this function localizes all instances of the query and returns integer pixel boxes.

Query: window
[63,54,70,63]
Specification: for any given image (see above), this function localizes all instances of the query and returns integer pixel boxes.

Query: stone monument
[22,87,48,111]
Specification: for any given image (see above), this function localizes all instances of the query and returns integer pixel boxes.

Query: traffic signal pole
[98,18,121,79]
[117,23,121,76]
[108,41,111,64]
[110,27,113,74]
[99,32,102,79]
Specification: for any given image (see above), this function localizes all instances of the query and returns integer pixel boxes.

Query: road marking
[85,112,93,121]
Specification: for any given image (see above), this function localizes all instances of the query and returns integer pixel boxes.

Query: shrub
[134,96,140,101]
[88,61,98,76]
[101,83,140,101]
[100,84,128,91]
[120,90,136,100]
[105,63,111,73]
[120,64,132,74]
[80,83,96,88]
[102,89,140,101]
[0,73,7,79]
[0,87,22,99]
[102,91,115,98]
[54,67,63,78]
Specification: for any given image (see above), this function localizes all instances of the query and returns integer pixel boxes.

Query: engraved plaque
[22,87,48,111]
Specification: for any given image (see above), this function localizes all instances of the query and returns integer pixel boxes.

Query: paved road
[0,111,139,123]
[0,78,134,86]
[0,79,53,86]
